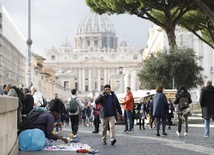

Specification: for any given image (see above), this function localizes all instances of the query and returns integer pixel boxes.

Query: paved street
[19,115,214,155]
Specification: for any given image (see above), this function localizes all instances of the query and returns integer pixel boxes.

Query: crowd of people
[1,80,214,147]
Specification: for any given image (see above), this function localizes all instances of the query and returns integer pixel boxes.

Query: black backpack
[40,97,48,107]
[179,97,189,109]
[18,110,45,135]
[12,86,26,105]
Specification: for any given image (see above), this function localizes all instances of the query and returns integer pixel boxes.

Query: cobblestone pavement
[19,116,214,155]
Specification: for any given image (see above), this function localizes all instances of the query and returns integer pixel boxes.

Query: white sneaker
[184,132,187,136]
[128,130,133,134]
[73,135,77,139]
[176,131,181,137]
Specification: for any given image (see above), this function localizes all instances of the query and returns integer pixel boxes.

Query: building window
[94,40,98,46]
[133,54,137,60]
[85,85,88,91]
[51,55,55,60]
[75,82,78,91]
[64,81,69,88]
[101,85,104,91]
[95,82,97,89]
[87,40,90,47]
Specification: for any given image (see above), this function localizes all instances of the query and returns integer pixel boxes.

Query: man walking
[200,80,214,138]
[95,84,122,145]
[67,89,84,138]
[121,87,134,133]
[49,93,65,133]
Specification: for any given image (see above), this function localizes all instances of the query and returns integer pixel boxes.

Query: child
[167,99,175,129]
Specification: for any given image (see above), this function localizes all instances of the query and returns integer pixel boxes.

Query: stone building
[44,12,142,98]
[0,4,26,86]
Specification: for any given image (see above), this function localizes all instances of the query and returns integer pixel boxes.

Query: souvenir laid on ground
[43,142,91,151]
[43,134,99,154]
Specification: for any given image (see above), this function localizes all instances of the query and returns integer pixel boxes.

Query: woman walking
[174,85,192,137]
[153,85,168,136]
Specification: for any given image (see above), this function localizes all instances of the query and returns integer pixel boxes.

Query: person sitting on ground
[23,105,68,143]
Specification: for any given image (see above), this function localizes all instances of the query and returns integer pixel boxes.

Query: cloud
[1,0,152,55]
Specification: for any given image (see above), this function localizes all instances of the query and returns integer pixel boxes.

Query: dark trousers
[69,114,79,135]
[139,119,145,129]
[167,117,172,126]
[156,116,166,133]
[93,115,100,132]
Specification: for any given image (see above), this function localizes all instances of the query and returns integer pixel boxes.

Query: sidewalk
[19,115,214,155]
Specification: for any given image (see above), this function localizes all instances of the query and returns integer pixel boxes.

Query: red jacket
[122,92,134,111]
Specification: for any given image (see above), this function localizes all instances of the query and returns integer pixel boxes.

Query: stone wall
[0,96,18,155]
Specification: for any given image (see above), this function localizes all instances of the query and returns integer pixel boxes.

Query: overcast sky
[0,0,153,55]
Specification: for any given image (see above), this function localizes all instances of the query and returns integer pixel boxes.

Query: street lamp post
[26,0,33,89]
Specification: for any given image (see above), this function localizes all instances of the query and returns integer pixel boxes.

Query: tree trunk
[164,24,177,49]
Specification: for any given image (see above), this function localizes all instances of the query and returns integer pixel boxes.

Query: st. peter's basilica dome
[77,12,116,34]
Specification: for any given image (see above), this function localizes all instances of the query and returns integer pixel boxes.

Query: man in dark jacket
[95,84,122,145]
[49,93,65,133]
[200,80,214,138]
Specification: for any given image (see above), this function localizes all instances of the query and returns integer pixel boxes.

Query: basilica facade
[44,13,142,97]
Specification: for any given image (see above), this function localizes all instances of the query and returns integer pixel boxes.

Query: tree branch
[193,0,214,21]
[188,28,214,49]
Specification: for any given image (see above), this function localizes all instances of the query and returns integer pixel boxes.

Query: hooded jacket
[174,90,192,112]
[200,85,214,119]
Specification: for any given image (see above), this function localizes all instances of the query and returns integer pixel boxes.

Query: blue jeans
[55,115,61,132]
[204,119,213,135]
[124,110,133,131]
